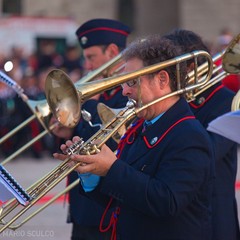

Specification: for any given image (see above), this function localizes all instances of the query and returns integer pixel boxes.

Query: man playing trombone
[54,35,215,240]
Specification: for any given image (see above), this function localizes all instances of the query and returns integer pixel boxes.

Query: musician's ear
[105,43,119,58]
[157,70,169,89]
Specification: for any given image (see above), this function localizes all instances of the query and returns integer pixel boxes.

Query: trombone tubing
[0,123,58,166]
[0,156,75,232]
[75,50,213,102]
[0,115,36,145]
[75,52,123,85]
[2,179,80,230]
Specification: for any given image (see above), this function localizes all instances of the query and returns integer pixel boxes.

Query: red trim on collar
[143,116,195,148]
[116,118,144,158]
[102,87,122,101]
[189,84,224,109]
[78,27,129,37]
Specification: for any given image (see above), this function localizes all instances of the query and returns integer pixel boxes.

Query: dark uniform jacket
[68,87,128,227]
[83,97,215,240]
[189,82,240,240]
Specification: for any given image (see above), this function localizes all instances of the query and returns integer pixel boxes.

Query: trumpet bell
[45,69,81,128]
[97,103,129,143]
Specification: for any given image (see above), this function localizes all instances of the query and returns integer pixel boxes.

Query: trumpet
[0,50,213,232]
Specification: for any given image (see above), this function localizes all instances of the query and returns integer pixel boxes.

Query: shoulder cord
[99,119,144,239]
[99,197,120,240]
[116,118,144,158]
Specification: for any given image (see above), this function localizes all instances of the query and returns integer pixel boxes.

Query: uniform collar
[144,112,164,126]
[189,83,224,108]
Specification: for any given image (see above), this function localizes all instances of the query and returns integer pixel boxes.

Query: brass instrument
[45,50,213,128]
[0,71,56,165]
[0,50,213,232]
[97,103,129,143]
[223,34,240,111]
[0,54,123,165]
[78,52,124,83]
[222,33,240,74]
[186,33,240,100]
[0,71,54,166]
[0,71,51,145]
[0,31,240,228]
[97,34,240,139]
[38,34,240,231]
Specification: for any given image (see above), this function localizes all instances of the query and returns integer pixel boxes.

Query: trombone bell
[27,99,52,131]
[45,70,81,128]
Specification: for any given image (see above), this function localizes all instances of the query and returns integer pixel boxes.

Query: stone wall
[2,0,238,44]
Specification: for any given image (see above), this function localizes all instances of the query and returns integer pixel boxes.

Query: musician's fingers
[73,136,81,142]
[53,152,68,161]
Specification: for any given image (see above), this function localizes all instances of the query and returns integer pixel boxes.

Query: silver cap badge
[81,36,88,45]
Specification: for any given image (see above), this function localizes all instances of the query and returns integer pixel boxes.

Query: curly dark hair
[163,28,210,65]
[122,34,187,91]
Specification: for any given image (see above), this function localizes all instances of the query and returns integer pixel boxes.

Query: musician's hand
[53,136,81,168]
[53,136,80,160]
[71,144,117,176]
[50,116,74,139]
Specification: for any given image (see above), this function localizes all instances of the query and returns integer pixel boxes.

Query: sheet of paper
[207,110,240,144]
[0,165,30,206]
[0,178,16,202]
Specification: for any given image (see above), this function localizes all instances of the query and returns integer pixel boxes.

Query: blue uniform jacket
[68,87,128,227]
[189,83,240,240]
[83,97,215,240]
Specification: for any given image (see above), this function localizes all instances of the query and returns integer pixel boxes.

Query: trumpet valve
[66,139,84,155]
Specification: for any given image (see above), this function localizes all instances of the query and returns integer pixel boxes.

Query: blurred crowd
[0,27,239,159]
[0,40,83,159]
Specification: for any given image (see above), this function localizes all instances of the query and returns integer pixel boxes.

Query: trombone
[0,53,123,165]
[0,50,213,232]
[0,70,51,145]
[0,71,54,166]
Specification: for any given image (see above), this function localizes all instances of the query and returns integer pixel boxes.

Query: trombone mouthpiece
[126,99,136,109]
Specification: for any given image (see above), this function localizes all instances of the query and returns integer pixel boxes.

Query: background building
[0,0,239,53]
